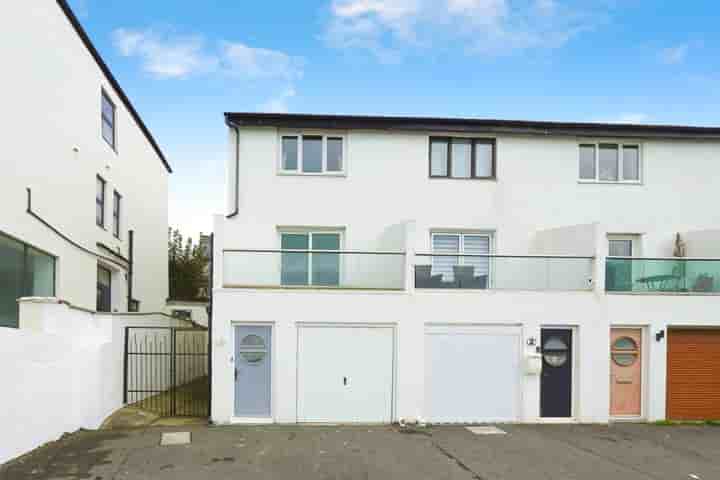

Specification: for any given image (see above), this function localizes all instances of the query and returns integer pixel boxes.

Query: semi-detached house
[211,113,720,425]
[0,0,171,327]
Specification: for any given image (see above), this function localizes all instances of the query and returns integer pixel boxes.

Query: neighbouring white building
[0,0,171,327]
[211,112,720,426]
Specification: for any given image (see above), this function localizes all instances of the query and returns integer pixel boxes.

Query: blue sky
[68,0,720,239]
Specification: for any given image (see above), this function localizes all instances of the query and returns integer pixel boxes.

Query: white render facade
[0,0,171,325]
[212,113,720,425]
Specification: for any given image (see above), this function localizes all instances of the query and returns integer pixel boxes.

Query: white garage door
[298,325,394,423]
[425,325,521,423]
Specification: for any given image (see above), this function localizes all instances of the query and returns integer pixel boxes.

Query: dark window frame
[96,175,106,228]
[429,137,497,180]
[97,264,112,312]
[101,89,117,151]
[0,230,57,328]
[113,190,122,239]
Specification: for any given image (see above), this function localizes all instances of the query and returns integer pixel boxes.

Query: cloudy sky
[68,0,720,240]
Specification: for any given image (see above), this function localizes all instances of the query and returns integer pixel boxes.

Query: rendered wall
[0,299,190,465]
[0,1,169,314]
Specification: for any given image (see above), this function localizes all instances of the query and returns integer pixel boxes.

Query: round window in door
[611,337,638,367]
[543,337,568,367]
[239,334,266,364]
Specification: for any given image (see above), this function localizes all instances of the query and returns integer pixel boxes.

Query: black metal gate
[123,327,210,417]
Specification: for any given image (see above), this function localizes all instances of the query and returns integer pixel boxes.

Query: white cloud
[113,29,218,78]
[221,43,303,80]
[113,29,303,80]
[659,44,688,65]
[325,0,602,59]
[259,87,297,113]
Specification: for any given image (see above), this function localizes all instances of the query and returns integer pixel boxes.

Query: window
[0,232,56,328]
[101,90,116,150]
[430,137,496,179]
[431,232,492,287]
[280,231,341,286]
[607,235,639,292]
[280,134,344,174]
[608,239,633,257]
[96,176,106,227]
[97,265,112,312]
[113,190,121,238]
[579,143,640,183]
[611,337,639,367]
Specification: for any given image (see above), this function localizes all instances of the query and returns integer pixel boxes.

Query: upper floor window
[96,176,106,227]
[280,134,344,174]
[430,137,496,179]
[431,232,492,287]
[579,143,640,183]
[101,90,116,150]
[113,190,122,238]
[280,230,342,286]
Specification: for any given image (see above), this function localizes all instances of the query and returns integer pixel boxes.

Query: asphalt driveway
[3,423,720,479]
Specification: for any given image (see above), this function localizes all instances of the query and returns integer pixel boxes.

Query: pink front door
[610,328,642,416]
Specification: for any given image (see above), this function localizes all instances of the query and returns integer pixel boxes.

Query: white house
[0,0,171,327]
[211,112,720,425]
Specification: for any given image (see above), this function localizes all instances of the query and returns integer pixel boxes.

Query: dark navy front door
[234,325,272,417]
[540,328,573,418]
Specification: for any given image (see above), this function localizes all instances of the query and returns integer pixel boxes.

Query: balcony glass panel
[606,258,720,293]
[224,250,406,290]
[415,254,593,291]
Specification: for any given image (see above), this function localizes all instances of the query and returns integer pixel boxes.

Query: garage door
[297,325,394,423]
[667,329,720,420]
[425,325,521,423]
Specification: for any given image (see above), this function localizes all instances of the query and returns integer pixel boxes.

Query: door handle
[343,376,348,386]
[235,368,238,381]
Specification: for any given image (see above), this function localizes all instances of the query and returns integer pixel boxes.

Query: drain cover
[466,426,507,435]
[160,432,191,445]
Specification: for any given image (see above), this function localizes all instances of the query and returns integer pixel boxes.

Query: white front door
[297,325,394,423]
[425,325,521,423]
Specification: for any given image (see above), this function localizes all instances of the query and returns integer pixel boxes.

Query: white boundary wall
[0,298,192,465]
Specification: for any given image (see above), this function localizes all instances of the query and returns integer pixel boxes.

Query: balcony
[222,249,406,290]
[606,257,720,293]
[414,254,594,291]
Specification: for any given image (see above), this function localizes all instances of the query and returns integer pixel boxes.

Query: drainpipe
[226,126,239,218]
[127,230,134,311]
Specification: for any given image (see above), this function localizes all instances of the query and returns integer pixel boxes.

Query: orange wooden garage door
[667,329,720,420]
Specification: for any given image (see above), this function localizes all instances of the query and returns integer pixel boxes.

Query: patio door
[607,238,633,291]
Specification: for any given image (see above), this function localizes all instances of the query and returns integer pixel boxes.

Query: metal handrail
[607,256,720,261]
[415,253,595,259]
[224,248,406,255]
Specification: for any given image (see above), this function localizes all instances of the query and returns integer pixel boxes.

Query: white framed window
[279,230,343,286]
[431,232,493,284]
[606,234,641,292]
[578,143,641,183]
[279,133,346,175]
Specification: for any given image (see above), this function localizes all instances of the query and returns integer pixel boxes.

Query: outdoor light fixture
[655,329,665,342]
